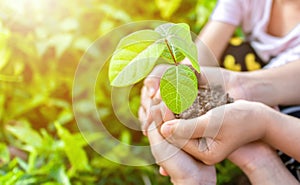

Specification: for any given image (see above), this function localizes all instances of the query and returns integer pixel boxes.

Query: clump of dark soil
[176,84,234,119]
[175,65,234,119]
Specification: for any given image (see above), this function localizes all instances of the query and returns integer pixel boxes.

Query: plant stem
[164,39,177,65]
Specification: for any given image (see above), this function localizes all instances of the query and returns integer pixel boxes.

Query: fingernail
[142,130,147,136]
[149,87,155,97]
[159,167,169,176]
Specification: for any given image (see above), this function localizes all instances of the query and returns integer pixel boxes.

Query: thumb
[160,116,208,140]
[160,118,217,163]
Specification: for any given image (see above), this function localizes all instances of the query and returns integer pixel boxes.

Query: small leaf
[55,122,90,172]
[0,143,9,165]
[160,65,198,114]
[6,123,43,150]
[109,30,165,87]
[155,23,200,72]
[49,165,71,185]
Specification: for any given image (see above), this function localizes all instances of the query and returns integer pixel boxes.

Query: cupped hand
[139,65,251,135]
[139,64,170,135]
[159,100,269,165]
[140,101,216,185]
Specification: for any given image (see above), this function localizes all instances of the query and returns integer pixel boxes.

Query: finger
[141,86,152,113]
[148,101,175,137]
[140,100,167,136]
[160,102,175,122]
[153,88,161,101]
[159,166,169,176]
[147,122,181,164]
[147,122,164,145]
[160,116,208,140]
[148,123,218,179]
[272,105,280,111]
[149,102,163,127]
[144,65,170,97]
[144,76,159,98]
[141,87,162,133]
[166,137,221,165]
[138,107,148,136]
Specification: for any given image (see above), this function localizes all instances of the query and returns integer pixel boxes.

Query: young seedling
[109,23,200,114]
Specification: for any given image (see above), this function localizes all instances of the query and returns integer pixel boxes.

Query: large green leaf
[160,64,198,114]
[109,30,165,87]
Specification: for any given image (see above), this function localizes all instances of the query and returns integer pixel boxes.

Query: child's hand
[140,100,216,185]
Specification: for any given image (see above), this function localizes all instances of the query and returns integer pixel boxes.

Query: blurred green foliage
[0,0,244,184]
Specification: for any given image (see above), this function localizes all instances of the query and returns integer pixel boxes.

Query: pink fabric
[211,0,300,68]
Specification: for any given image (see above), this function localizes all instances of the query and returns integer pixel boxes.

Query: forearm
[170,160,216,185]
[264,107,300,161]
[242,149,299,185]
[244,60,300,106]
[197,21,236,66]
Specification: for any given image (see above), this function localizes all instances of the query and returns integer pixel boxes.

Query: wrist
[234,141,299,185]
[243,71,277,106]
[240,145,276,176]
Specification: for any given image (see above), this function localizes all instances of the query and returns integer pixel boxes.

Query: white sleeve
[210,0,246,26]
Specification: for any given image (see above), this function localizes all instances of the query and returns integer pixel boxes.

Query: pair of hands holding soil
[138,65,299,185]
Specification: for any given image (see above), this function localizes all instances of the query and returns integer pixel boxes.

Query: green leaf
[49,165,71,185]
[109,30,165,87]
[54,122,90,172]
[10,94,47,118]
[155,23,200,72]
[0,143,9,165]
[6,123,43,150]
[160,65,198,114]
